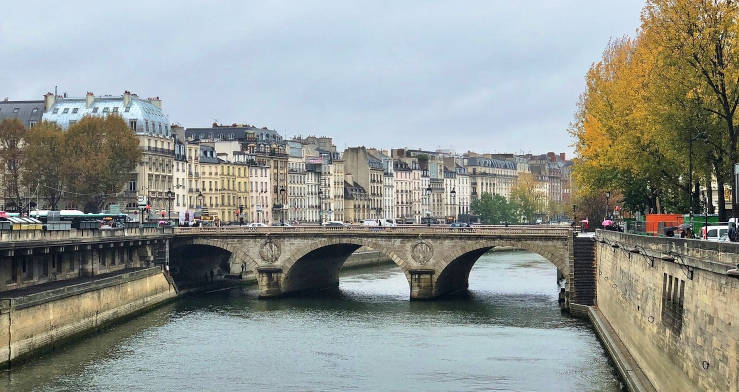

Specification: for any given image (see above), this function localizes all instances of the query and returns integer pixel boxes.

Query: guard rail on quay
[0,227,174,248]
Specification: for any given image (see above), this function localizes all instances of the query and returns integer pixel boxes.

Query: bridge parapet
[173,225,572,238]
[0,227,173,249]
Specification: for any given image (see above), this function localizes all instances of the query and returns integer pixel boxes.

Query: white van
[702,225,729,241]
[362,219,396,227]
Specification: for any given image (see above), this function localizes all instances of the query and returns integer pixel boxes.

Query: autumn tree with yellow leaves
[571,0,739,220]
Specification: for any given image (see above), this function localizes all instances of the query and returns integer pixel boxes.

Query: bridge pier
[409,269,435,300]
[257,267,283,298]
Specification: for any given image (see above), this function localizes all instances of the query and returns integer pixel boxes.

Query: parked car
[247,222,268,228]
[702,225,729,241]
[271,222,293,227]
[449,222,469,228]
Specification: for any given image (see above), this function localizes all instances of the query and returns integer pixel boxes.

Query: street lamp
[318,189,323,224]
[703,190,709,238]
[450,187,457,222]
[279,187,286,224]
[197,191,204,222]
[165,189,175,223]
[425,185,432,224]
[605,191,611,219]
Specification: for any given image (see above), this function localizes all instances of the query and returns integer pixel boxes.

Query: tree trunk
[730,121,737,220]
[717,176,727,221]
[693,180,701,216]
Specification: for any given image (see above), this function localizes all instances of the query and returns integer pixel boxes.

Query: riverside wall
[342,247,394,269]
[595,231,738,392]
[0,267,177,367]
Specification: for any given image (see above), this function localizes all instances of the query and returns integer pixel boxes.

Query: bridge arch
[170,238,260,283]
[431,238,571,298]
[278,237,410,295]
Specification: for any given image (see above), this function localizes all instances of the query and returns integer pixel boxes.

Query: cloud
[0,0,645,155]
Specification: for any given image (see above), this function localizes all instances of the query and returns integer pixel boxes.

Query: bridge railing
[172,225,572,237]
[0,226,173,244]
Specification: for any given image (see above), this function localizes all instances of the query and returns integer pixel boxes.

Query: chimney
[148,96,162,109]
[123,90,131,107]
[85,92,95,108]
[560,152,566,161]
[547,152,556,162]
[43,92,55,112]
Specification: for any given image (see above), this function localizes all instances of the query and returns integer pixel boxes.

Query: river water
[3,250,622,392]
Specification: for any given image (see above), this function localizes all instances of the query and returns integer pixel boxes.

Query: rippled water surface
[3,250,621,392]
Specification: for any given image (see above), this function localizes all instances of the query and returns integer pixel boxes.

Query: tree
[470,192,516,224]
[0,118,27,212]
[643,0,739,219]
[62,115,141,212]
[510,172,545,223]
[24,121,65,210]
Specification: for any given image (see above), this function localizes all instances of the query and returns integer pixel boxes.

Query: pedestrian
[728,222,737,242]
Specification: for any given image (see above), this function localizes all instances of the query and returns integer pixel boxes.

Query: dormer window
[112,107,118,113]
[52,108,59,114]
[72,108,78,113]
[32,108,38,113]
[103,107,110,113]
[124,106,130,112]
[92,107,99,113]
[62,108,69,114]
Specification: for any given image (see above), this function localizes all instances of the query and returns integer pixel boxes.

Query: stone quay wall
[342,247,394,269]
[595,230,738,392]
[0,267,177,367]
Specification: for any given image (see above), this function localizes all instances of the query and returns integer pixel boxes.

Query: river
[2,249,622,392]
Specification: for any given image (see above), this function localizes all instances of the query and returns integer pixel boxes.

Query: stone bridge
[171,226,582,305]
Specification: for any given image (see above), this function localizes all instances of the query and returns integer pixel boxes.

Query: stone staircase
[573,236,596,306]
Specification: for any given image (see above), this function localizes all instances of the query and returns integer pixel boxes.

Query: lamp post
[450,187,457,223]
[318,189,323,224]
[425,185,432,225]
[279,187,286,225]
[605,191,611,220]
[703,190,709,238]
[197,191,204,222]
[165,189,175,224]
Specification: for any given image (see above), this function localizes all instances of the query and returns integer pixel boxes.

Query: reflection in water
[3,250,621,392]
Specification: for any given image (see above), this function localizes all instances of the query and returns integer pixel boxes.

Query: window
[124,106,130,112]
[72,107,78,113]
[103,107,110,113]
[32,108,38,113]
[129,119,137,131]
[62,108,69,114]
[29,121,37,128]
[662,273,685,335]
[145,120,149,132]
[52,108,59,114]
[112,107,119,113]
[92,107,99,113]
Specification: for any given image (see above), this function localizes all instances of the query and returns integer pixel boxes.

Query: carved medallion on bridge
[259,239,281,263]
[411,241,434,264]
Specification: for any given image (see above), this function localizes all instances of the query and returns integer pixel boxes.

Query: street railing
[0,226,173,245]
[173,225,572,237]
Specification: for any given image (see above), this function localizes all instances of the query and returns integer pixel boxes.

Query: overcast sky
[1,1,644,155]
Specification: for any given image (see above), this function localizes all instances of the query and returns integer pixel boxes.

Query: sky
[0,1,645,156]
